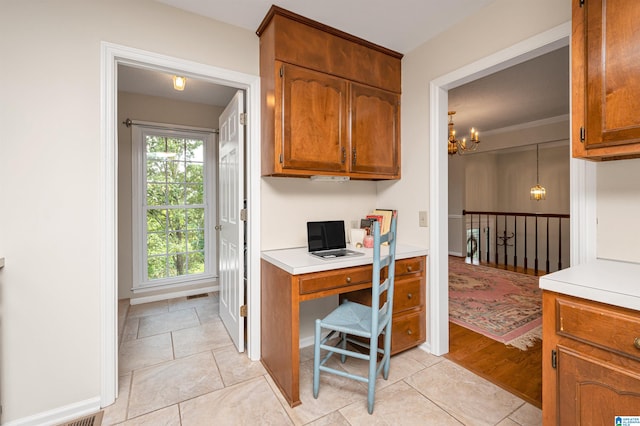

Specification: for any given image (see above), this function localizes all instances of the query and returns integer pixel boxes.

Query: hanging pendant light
[173,75,187,91]
[530,144,546,201]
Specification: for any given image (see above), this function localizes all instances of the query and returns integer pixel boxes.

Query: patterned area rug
[449,257,542,350]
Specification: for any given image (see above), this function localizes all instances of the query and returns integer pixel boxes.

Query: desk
[260,244,428,407]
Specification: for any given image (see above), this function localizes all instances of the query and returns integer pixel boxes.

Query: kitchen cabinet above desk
[261,244,428,407]
[539,260,640,425]
[257,6,402,180]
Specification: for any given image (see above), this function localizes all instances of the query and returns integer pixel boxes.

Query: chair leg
[340,332,347,363]
[367,337,377,414]
[313,319,321,399]
[383,325,392,380]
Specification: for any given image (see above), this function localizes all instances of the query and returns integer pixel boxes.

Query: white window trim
[131,123,217,292]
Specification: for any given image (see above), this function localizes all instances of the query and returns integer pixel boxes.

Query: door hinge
[240,305,248,317]
[280,65,284,77]
[240,208,247,222]
[551,349,557,369]
[579,0,585,7]
[580,126,585,143]
[240,113,247,126]
[279,153,283,164]
[352,148,357,166]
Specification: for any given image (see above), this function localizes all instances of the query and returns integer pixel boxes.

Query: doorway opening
[101,42,261,408]
[427,21,596,359]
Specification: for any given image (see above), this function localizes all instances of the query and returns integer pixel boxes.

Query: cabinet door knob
[407,266,412,272]
[407,293,413,299]
[407,329,413,335]
[634,337,640,350]
[346,277,351,283]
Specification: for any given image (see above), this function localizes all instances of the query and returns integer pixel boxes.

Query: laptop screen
[307,221,346,252]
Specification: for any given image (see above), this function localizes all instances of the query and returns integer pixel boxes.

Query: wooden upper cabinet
[257,6,402,179]
[350,83,400,176]
[279,63,348,173]
[573,0,640,160]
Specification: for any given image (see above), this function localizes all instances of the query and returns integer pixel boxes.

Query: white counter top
[539,259,640,311]
[261,244,428,275]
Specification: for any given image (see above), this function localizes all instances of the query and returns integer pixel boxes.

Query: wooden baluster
[535,216,539,275]
[494,215,498,266]
[503,215,508,267]
[486,214,490,264]
[546,217,550,274]
[513,215,518,270]
[524,216,528,272]
[558,217,565,271]
[477,213,481,263]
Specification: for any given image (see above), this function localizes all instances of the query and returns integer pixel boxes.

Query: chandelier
[530,144,546,201]
[448,111,480,155]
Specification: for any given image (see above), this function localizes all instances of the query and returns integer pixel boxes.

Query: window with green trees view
[132,126,216,289]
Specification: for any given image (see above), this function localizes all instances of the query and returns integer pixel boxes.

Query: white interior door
[218,90,245,352]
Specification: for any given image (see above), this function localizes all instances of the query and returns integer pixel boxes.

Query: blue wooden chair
[312,213,398,414]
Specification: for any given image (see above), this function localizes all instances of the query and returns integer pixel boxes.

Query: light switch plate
[419,211,428,227]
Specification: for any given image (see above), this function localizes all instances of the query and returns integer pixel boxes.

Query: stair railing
[462,210,570,275]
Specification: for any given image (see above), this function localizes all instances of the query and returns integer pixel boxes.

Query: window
[132,125,216,290]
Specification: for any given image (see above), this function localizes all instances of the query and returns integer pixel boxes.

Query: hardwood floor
[445,322,542,408]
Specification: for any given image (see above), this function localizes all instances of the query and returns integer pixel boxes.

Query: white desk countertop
[539,259,640,311]
[261,244,428,275]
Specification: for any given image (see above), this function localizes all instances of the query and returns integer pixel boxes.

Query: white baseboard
[4,396,101,426]
[448,251,464,257]
[129,285,219,305]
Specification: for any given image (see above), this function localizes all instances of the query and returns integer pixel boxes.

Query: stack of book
[360,209,395,237]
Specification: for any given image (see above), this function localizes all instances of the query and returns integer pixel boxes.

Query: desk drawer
[392,310,426,354]
[394,277,422,312]
[395,257,424,276]
[299,265,372,295]
[556,297,640,361]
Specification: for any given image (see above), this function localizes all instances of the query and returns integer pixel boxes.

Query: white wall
[597,159,640,262]
[117,92,225,301]
[0,0,258,422]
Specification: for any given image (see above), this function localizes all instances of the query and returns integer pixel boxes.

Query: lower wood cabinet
[339,257,426,354]
[542,291,640,424]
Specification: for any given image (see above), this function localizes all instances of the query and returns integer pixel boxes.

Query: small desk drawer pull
[634,337,640,350]
[407,293,413,299]
[407,329,413,335]
[407,266,413,272]
[346,277,351,283]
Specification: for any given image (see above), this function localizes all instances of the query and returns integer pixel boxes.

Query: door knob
[215,225,222,230]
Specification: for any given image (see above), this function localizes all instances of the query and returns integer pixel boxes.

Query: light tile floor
[103,293,542,425]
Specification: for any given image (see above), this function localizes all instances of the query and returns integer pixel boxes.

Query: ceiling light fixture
[447,111,480,156]
[530,144,546,201]
[173,75,187,91]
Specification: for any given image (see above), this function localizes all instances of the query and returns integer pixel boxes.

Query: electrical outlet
[419,211,428,227]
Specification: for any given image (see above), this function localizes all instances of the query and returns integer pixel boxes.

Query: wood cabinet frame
[258,5,402,179]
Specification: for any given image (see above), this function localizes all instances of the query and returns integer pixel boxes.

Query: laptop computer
[307,220,364,259]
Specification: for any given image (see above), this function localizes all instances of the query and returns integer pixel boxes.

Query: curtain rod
[123,118,219,134]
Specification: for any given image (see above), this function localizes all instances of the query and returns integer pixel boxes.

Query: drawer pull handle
[346,277,351,283]
[634,337,640,350]
[407,293,413,299]
[407,266,413,272]
[407,329,413,335]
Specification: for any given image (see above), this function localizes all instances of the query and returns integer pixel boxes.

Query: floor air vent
[187,293,209,299]
[59,411,103,426]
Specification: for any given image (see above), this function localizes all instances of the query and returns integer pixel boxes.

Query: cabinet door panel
[558,347,640,424]
[350,83,400,176]
[280,63,348,172]
[578,0,640,154]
